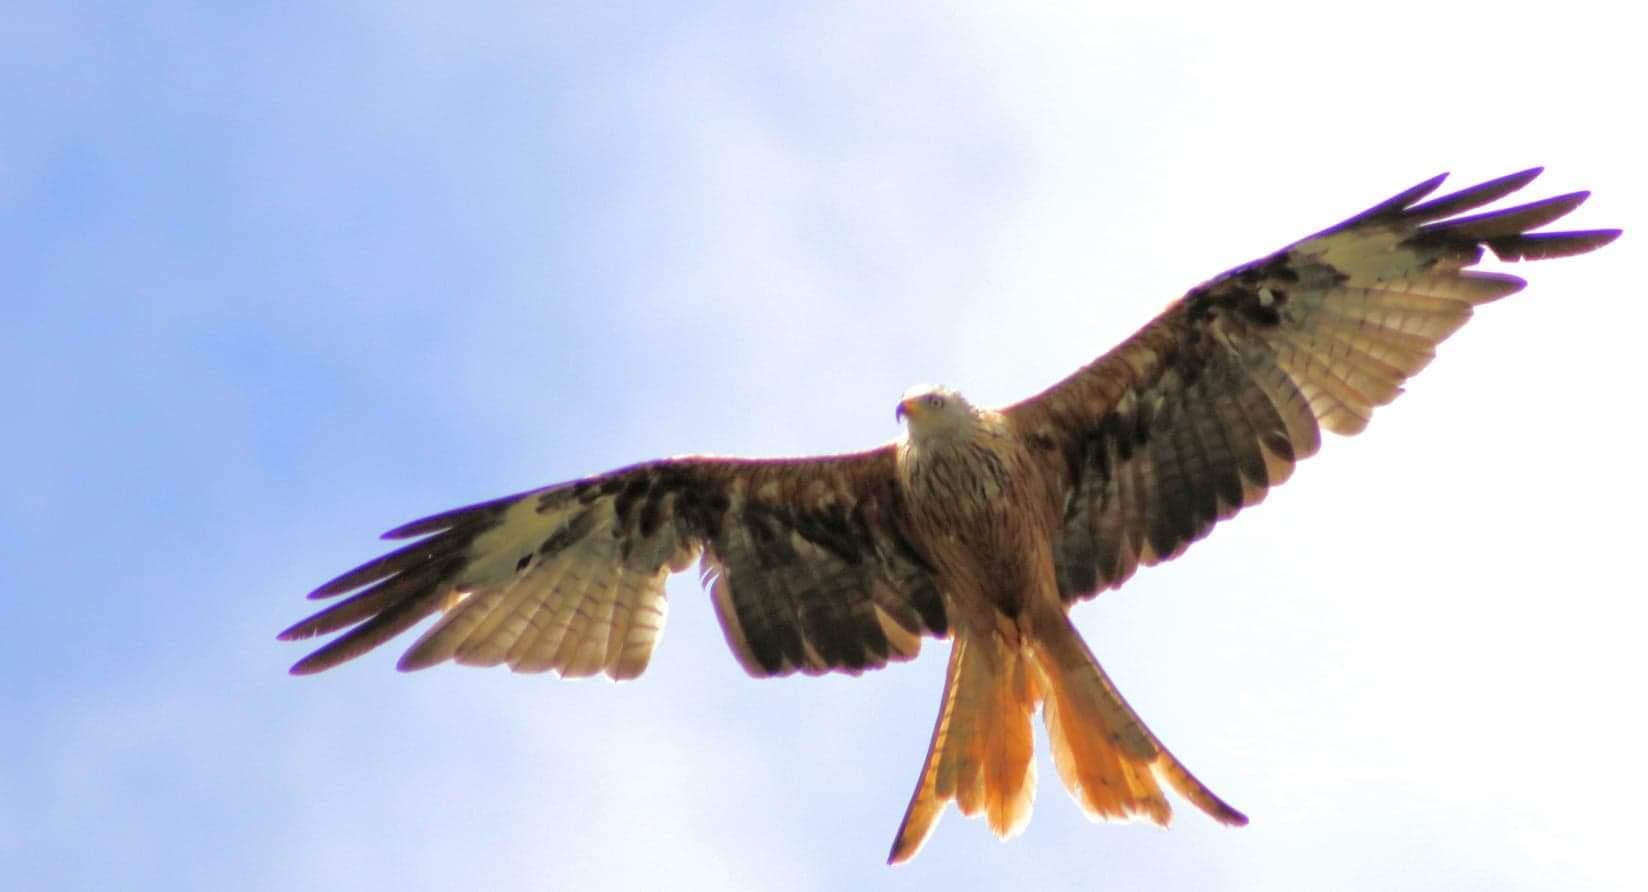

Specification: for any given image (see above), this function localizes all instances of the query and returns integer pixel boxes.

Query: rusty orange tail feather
[889,616,1245,864]
[1030,612,1247,828]
[888,629,1038,864]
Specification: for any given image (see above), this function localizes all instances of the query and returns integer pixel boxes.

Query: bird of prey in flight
[281,168,1617,863]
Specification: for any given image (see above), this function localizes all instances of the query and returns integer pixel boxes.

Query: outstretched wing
[280,451,948,680]
[1005,168,1619,601]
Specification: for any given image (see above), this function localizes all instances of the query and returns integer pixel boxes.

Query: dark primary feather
[697,457,948,676]
[284,168,1616,672]
[1004,169,1619,602]
[279,167,1616,866]
[281,452,949,679]
[279,490,545,674]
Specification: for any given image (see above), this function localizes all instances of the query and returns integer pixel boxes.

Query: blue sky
[5,2,1644,889]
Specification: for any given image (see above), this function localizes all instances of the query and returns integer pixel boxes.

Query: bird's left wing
[280,451,948,680]
[1003,168,1619,603]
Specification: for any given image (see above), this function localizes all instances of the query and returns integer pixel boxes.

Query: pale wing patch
[1022,169,1617,603]
[395,489,696,680]
[287,453,946,682]
[874,601,923,661]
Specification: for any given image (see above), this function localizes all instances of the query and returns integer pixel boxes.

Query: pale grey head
[895,385,979,443]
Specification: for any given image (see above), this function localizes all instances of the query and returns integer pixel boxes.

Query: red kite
[281,169,1617,863]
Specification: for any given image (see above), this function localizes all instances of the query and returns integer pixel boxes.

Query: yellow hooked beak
[896,397,919,422]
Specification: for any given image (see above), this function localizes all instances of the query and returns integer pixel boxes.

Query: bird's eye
[925,394,945,409]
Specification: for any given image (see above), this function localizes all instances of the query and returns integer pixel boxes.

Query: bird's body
[281,169,1618,862]
[891,398,1057,855]
[887,389,1248,860]
[897,397,1055,625]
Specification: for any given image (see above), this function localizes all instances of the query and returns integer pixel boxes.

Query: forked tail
[887,614,1245,864]
[1029,610,1247,831]
[888,627,1038,864]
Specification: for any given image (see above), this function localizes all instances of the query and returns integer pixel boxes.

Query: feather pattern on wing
[280,452,948,679]
[282,167,1617,865]
[1004,168,1620,601]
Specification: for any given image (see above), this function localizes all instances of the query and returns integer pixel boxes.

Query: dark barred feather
[1006,168,1619,602]
[282,453,948,680]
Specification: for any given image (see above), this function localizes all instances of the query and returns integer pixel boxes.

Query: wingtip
[1405,167,1553,224]
[308,567,376,600]
[1466,166,1544,193]
[288,656,325,676]
[1494,166,1547,197]
[1485,227,1622,261]
[288,643,366,675]
[1395,171,1451,208]
[395,651,438,673]
[381,520,430,540]
[885,810,934,866]
[1306,171,1452,239]
[1546,189,1592,211]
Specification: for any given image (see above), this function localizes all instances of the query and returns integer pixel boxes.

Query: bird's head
[896,385,977,442]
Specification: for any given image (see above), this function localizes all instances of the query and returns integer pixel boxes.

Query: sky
[4,2,1644,890]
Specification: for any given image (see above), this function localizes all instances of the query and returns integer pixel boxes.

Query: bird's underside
[280,168,1617,863]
